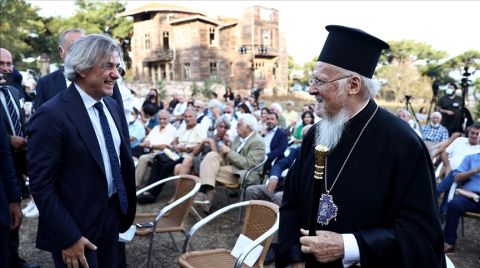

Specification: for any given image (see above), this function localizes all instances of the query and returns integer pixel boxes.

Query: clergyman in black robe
[276,25,445,268]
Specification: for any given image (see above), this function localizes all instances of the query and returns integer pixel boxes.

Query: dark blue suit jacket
[27,84,136,252]
[0,118,21,228]
[34,69,66,110]
[267,127,289,162]
[35,68,125,114]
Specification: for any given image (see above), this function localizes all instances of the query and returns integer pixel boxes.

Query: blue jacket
[0,118,21,228]
[27,84,136,251]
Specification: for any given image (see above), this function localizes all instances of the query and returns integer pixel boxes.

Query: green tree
[0,0,56,69]
[52,0,133,66]
[376,62,432,102]
[380,40,447,65]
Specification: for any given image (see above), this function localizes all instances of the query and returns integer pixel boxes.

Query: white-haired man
[196,113,265,212]
[28,34,136,267]
[276,25,444,267]
[421,111,449,143]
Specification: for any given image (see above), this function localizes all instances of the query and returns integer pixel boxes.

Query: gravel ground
[18,182,479,267]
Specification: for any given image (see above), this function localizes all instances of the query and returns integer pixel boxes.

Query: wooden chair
[178,200,279,268]
[134,175,201,268]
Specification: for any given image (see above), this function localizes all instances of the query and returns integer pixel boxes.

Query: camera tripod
[426,95,437,126]
[405,95,420,126]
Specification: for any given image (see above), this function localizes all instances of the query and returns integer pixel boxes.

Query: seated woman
[292,111,314,144]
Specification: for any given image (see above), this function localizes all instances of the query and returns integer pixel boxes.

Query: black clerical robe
[276,100,445,268]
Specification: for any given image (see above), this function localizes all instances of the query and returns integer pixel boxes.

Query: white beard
[315,107,349,149]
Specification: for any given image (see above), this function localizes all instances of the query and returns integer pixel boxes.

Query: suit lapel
[62,84,106,177]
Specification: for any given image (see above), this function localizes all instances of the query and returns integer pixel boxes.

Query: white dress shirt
[75,83,121,197]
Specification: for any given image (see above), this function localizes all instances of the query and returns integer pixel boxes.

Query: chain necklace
[317,105,379,225]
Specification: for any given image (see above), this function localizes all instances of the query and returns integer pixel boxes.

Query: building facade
[120,3,288,95]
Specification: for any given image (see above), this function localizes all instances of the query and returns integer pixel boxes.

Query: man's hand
[10,136,27,150]
[299,228,344,263]
[9,202,22,230]
[219,143,231,154]
[267,178,278,192]
[62,237,97,268]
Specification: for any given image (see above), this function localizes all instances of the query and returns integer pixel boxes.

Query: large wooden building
[120,3,288,95]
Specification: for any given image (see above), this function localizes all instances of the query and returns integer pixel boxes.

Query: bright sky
[29,0,480,65]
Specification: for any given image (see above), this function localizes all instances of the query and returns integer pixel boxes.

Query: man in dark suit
[34,29,84,110]
[263,110,289,172]
[28,34,136,267]
[35,28,125,113]
[0,116,22,268]
[1,48,37,268]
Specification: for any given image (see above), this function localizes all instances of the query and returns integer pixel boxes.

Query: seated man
[137,108,205,204]
[437,124,480,214]
[422,111,449,143]
[245,125,312,205]
[262,111,289,173]
[174,114,230,176]
[134,110,177,186]
[196,113,265,212]
[443,152,480,253]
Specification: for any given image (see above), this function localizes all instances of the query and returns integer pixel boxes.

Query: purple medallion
[317,193,338,225]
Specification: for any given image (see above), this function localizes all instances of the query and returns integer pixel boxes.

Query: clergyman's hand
[291,262,305,268]
[299,228,344,263]
[62,237,97,268]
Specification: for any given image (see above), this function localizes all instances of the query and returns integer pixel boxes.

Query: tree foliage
[380,39,447,64]
[0,0,54,69]
[376,62,432,102]
[51,0,133,66]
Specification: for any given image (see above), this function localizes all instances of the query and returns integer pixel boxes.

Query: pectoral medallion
[317,193,338,225]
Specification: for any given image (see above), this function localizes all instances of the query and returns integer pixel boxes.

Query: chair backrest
[243,156,268,187]
[240,200,279,266]
[159,175,200,228]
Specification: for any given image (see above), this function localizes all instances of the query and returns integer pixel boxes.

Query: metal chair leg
[168,232,181,251]
[190,206,203,220]
[146,232,155,268]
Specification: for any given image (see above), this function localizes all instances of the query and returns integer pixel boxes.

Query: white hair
[270,103,282,113]
[64,34,124,81]
[238,113,258,132]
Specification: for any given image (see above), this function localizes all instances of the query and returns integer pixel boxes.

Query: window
[210,62,217,79]
[260,8,272,21]
[209,28,216,45]
[163,31,169,50]
[184,62,191,80]
[262,29,271,46]
[144,33,151,49]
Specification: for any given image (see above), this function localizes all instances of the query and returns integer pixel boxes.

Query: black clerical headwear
[317,25,389,78]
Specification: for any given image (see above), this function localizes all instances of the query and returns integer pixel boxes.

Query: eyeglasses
[101,63,125,76]
[308,75,353,88]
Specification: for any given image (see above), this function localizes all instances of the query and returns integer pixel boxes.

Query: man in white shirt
[28,34,136,267]
[134,110,177,186]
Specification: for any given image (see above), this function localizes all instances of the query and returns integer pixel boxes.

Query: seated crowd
[131,89,319,212]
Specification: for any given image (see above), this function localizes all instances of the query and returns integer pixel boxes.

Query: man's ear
[347,75,361,96]
[77,68,88,78]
